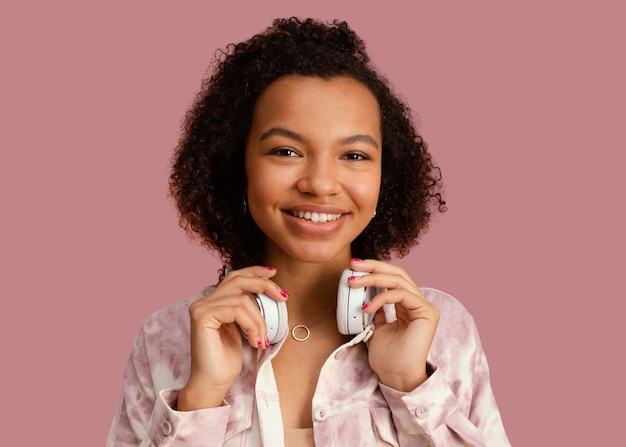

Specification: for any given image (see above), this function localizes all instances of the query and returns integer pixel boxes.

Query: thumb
[371,307,388,328]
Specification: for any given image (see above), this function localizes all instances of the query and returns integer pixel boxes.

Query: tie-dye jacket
[107,287,510,446]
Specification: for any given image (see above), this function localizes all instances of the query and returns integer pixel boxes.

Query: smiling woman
[168,19,445,271]
[107,18,510,446]
[245,76,381,265]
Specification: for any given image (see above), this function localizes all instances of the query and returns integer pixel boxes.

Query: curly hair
[169,18,445,269]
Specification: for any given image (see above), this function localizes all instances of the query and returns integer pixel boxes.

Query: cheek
[247,181,273,212]
[353,172,381,209]
[246,169,288,213]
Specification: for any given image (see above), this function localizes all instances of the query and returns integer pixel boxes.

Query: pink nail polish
[279,289,290,298]
[265,336,270,348]
[348,276,360,281]
[361,302,370,310]
[265,266,276,270]
[257,337,262,348]
[350,258,363,262]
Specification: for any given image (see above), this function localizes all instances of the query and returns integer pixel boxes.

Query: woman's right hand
[177,265,288,411]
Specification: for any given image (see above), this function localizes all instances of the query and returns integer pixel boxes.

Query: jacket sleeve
[379,293,510,446]
[106,322,231,447]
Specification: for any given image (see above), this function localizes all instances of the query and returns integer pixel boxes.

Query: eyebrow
[341,134,379,149]
[259,127,379,149]
[260,127,305,143]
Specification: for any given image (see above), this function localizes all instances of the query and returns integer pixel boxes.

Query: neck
[264,256,350,327]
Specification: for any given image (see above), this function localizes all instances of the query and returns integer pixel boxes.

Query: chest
[220,341,398,445]
[271,333,349,428]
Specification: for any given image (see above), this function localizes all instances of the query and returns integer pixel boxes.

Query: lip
[285,204,348,214]
[282,205,349,236]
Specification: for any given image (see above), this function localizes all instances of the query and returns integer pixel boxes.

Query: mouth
[288,210,343,223]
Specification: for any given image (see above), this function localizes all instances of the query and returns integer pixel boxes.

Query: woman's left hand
[349,259,440,392]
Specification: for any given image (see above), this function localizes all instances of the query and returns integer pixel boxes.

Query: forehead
[257,75,379,108]
[251,75,381,135]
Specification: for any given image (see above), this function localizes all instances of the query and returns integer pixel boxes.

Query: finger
[191,293,264,329]
[190,293,269,348]
[361,288,438,322]
[216,274,290,303]
[347,271,419,296]
[348,259,415,287]
[222,265,278,283]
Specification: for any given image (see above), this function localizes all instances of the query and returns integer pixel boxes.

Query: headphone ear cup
[336,269,352,335]
[336,269,376,335]
[255,293,288,344]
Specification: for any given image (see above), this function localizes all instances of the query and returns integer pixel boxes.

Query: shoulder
[127,287,213,389]
[134,287,212,357]
[140,286,213,337]
[419,287,482,365]
[420,287,476,327]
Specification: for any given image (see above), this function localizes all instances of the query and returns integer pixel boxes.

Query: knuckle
[432,306,441,319]
[188,301,205,317]
[240,323,255,335]
[395,266,408,276]
[233,302,247,314]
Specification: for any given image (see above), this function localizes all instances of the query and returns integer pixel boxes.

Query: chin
[285,244,350,265]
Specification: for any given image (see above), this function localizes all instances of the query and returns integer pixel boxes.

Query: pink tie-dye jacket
[107,287,510,446]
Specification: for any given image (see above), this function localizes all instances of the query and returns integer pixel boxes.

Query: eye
[269,147,301,157]
[343,151,370,161]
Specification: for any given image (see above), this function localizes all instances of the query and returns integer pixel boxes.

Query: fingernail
[279,289,290,298]
[257,337,263,348]
[348,276,360,282]
[350,258,363,263]
[265,336,270,348]
[265,266,276,270]
[361,302,371,310]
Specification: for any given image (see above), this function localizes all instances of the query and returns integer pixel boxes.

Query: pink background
[1,1,624,445]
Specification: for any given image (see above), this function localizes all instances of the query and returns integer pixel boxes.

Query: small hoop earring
[372,209,377,218]
[242,197,248,214]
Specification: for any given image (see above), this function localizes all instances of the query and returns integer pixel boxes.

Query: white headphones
[336,269,377,335]
[254,268,378,344]
[252,292,289,344]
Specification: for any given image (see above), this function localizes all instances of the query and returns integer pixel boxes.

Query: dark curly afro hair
[170,18,445,270]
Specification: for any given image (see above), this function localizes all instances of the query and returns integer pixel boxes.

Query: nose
[296,156,341,197]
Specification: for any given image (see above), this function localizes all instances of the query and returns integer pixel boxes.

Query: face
[244,75,382,266]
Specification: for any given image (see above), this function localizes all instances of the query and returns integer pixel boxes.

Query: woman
[108,18,510,446]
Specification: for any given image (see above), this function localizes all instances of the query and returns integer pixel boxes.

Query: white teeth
[291,211,341,223]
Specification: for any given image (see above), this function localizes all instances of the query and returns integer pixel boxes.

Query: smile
[289,211,342,223]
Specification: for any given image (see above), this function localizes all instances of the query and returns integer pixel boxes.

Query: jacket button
[415,405,430,419]
[160,420,173,435]
[314,410,328,421]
